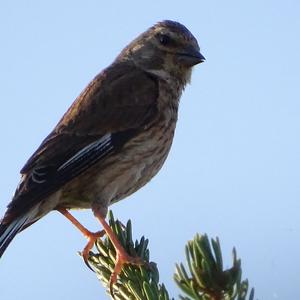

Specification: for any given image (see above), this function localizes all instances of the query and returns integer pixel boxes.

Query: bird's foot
[82,230,105,269]
[93,211,145,296]
[109,249,143,296]
[57,208,106,268]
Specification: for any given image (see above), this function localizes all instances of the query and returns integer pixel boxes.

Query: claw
[58,208,145,298]
[93,211,146,297]
[109,251,143,296]
[57,208,105,269]
[81,231,105,271]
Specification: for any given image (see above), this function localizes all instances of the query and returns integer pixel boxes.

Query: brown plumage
[0,20,204,288]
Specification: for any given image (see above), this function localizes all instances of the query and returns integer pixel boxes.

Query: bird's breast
[106,113,177,205]
[60,81,181,211]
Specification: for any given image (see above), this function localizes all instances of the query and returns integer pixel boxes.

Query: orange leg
[57,208,105,267]
[94,211,143,294]
[58,208,143,295]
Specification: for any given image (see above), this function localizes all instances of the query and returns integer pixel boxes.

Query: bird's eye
[158,34,172,46]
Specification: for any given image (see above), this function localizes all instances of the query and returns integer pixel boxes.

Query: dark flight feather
[3,62,159,224]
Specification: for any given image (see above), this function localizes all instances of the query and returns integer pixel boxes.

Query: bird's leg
[94,211,143,294]
[57,208,105,267]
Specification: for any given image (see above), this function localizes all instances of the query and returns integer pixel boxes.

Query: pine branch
[85,211,255,300]
[174,234,255,300]
[86,211,172,300]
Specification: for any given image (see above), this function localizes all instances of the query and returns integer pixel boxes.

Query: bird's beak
[178,47,205,66]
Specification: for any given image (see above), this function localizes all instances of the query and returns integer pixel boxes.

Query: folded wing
[2,61,159,224]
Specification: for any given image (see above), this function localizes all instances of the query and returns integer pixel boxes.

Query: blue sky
[0,1,299,299]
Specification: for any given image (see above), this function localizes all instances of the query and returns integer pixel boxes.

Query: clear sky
[0,1,299,299]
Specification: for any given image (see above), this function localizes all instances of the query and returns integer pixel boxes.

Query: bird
[0,20,204,288]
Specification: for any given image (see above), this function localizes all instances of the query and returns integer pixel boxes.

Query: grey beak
[178,48,205,66]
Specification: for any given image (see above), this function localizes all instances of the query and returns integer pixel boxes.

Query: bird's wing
[3,62,159,223]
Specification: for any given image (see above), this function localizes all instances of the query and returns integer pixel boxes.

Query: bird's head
[116,20,205,84]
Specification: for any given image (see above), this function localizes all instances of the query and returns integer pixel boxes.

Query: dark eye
[158,34,172,46]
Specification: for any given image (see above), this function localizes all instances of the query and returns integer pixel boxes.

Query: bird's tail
[0,213,31,258]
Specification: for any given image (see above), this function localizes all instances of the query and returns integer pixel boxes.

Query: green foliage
[87,211,172,300]
[174,234,255,300]
[86,211,255,300]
